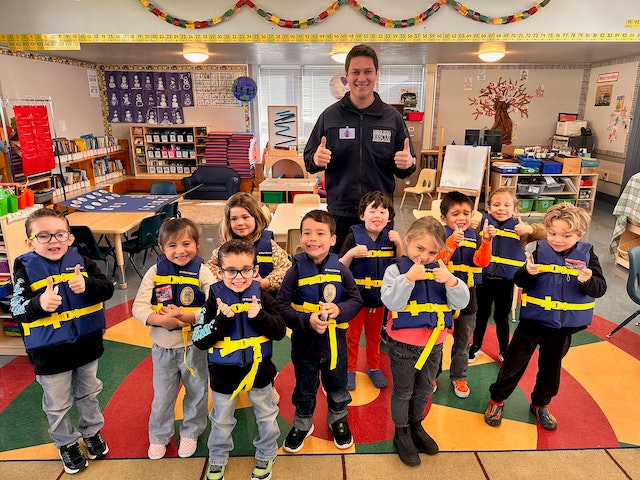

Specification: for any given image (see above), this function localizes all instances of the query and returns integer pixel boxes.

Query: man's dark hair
[345,44,379,72]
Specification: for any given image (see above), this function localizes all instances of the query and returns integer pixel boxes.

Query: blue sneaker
[59,442,88,474]
[530,404,557,430]
[484,401,504,426]
[367,368,388,388]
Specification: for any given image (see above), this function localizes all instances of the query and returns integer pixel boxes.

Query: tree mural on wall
[468,77,533,144]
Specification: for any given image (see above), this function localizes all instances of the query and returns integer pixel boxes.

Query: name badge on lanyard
[339,127,356,140]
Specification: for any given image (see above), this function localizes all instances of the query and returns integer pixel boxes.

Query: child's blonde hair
[543,203,590,234]
[404,216,447,251]
[220,192,269,244]
[158,217,200,247]
[487,187,519,214]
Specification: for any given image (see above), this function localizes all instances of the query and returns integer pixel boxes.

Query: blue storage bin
[540,160,562,174]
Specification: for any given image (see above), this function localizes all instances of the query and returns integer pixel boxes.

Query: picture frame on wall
[268,105,298,152]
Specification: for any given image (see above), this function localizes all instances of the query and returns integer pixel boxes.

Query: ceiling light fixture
[182,43,209,63]
[331,52,348,64]
[478,43,506,62]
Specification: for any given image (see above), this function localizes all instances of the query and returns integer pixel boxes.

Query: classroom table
[267,202,327,245]
[66,211,153,289]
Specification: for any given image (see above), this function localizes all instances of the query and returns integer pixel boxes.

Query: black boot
[393,426,420,466]
[410,421,439,455]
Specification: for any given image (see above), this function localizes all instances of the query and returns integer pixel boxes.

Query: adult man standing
[304,44,417,252]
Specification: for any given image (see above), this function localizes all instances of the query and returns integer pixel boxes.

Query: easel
[436,145,490,212]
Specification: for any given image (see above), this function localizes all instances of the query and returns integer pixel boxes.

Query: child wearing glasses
[133,218,215,461]
[11,208,115,474]
[193,239,286,480]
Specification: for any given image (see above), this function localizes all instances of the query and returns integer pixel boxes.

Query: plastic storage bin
[491,162,520,174]
[261,191,285,203]
[554,198,576,205]
[534,197,554,213]
[540,160,562,174]
[518,197,534,212]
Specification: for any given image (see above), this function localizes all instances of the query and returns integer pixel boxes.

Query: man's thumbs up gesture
[68,264,86,294]
[313,136,331,168]
[40,278,62,312]
[394,137,415,170]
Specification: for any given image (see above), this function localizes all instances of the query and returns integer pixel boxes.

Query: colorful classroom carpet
[0,300,638,461]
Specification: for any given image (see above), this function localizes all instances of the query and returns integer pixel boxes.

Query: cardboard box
[554,155,581,174]
[556,121,587,136]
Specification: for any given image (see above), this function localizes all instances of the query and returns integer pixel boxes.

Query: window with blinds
[257,65,425,151]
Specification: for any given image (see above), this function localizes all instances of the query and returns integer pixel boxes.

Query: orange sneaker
[452,379,470,398]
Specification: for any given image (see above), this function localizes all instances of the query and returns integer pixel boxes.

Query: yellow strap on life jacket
[391,300,451,318]
[298,273,342,286]
[537,265,580,276]
[290,301,348,370]
[30,272,88,292]
[447,263,482,287]
[368,250,394,258]
[495,229,521,241]
[22,302,103,336]
[520,293,595,311]
[152,274,200,287]
[490,255,526,268]
[355,277,382,289]
[256,254,273,263]
[211,335,270,400]
[415,311,446,370]
[151,303,201,376]
[459,239,477,249]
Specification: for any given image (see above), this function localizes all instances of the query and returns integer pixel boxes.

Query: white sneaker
[148,443,166,460]
[178,437,198,458]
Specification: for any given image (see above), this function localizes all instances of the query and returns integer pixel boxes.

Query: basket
[534,197,554,213]
[518,197,534,213]
[405,111,424,121]
[617,237,640,262]
[554,198,576,205]
[261,191,285,203]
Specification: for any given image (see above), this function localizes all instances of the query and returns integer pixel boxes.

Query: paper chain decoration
[139,0,551,29]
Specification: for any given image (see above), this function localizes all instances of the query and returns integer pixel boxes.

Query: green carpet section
[0,381,52,452]
[355,439,394,454]
[569,328,604,347]
[98,340,151,401]
[271,336,292,372]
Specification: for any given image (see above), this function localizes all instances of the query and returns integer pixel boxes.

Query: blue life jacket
[207,281,271,367]
[520,241,595,328]
[291,253,346,313]
[483,215,526,279]
[349,224,396,306]
[392,256,452,330]
[254,230,274,279]
[444,225,482,287]
[20,248,105,351]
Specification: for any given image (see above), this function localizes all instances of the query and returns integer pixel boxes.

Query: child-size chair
[400,168,436,209]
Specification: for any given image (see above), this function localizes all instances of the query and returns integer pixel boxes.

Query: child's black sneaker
[283,424,314,453]
[468,345,481,363]
[330,417,353,449]
[59,442,88,474]
[530,404,558,430]
[484,401,504,426]
[83,430,109,459]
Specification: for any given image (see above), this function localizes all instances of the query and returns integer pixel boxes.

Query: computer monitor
[464,129,503,155]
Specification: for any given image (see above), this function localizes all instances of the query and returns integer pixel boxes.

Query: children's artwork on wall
[520,69,529,82]
[595,84,613,106]
[536,84,545,97]
[104,70,191,124]
[464,77,473,91]
[193,67,247,107]
[477,69,486,82]
[268,106,298,152]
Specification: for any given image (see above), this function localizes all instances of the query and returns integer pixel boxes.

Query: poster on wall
[193,67,247,107]
[268,106,298,152]
[595,84,613,106]
[105,70,191,124]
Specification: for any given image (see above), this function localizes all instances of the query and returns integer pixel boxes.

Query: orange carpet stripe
[563,341,640,446]
[0,442,57,460]
[104,316,153,348]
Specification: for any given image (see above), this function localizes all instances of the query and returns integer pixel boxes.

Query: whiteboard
[439,145,490,192]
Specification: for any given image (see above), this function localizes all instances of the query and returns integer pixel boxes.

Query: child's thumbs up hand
[453,227,465,245]
[525,252,539,275]
[314,136,331,168]
[483,219,496,242]
[247,295,261,319]
[394,138,414,170]
[68,264,86,294]
[514,216,534,236]
[216,297,234,318]
[40,277,63,312]
[433,258,457,286]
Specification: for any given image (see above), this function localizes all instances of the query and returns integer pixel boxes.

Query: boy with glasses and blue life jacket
[193,239,286,480]
[11,208,114,474]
